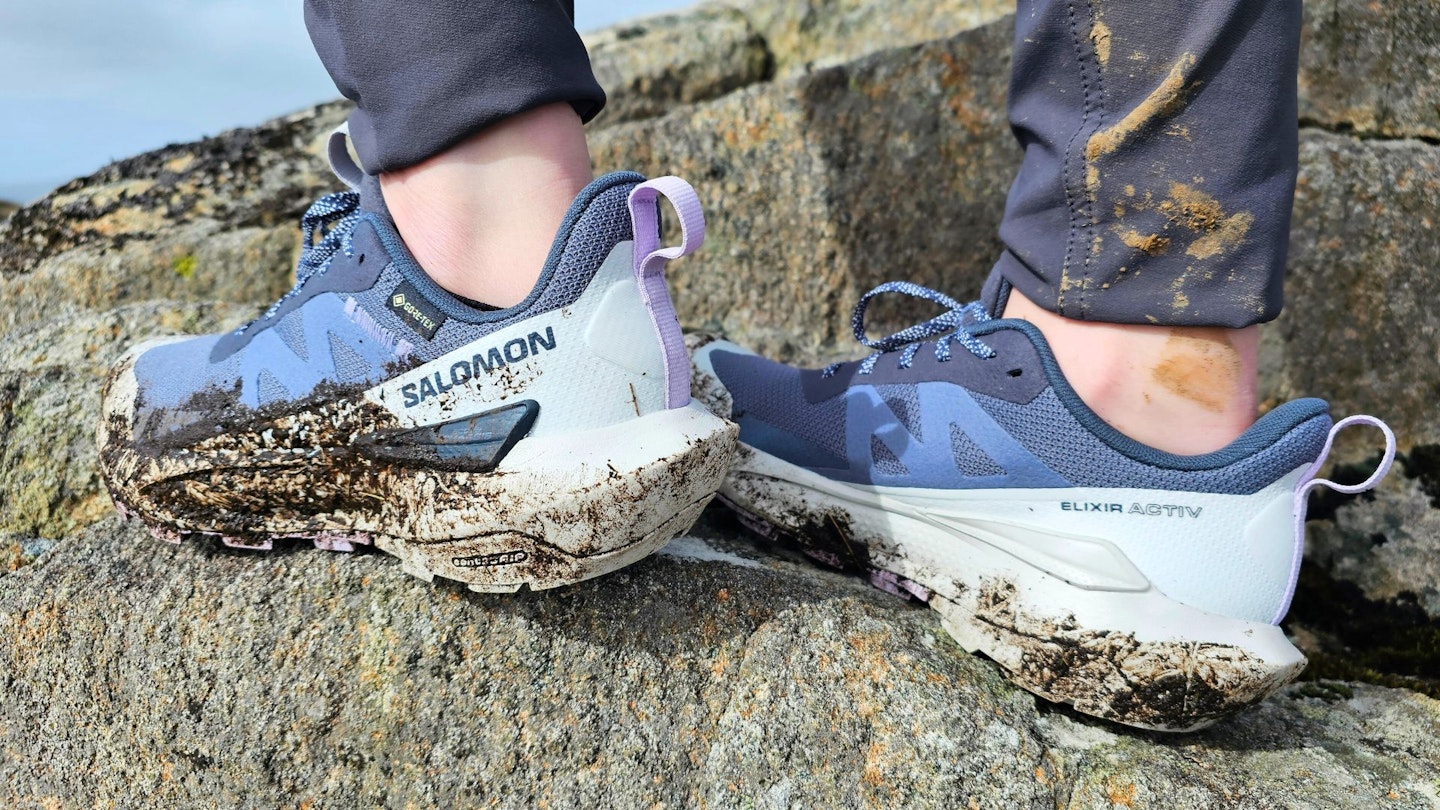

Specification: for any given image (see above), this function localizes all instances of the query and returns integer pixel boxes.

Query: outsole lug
[310,534,360,552]
[467,582,525,594]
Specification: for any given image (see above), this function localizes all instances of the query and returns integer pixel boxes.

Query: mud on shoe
[98,126,737,592]
[690,282,1394,731]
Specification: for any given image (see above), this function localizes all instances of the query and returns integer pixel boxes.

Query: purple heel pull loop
[628,177,706,409]
[1273,414,1397,625]
[327,123,365,191]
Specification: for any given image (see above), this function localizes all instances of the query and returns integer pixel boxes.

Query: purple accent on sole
[628,177,706,410]
[149,525,182,545]
[307,532,372,552]
[869,569,933,603]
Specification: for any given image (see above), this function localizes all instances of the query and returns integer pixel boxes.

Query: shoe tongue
[979,273,1009,320]
[358,173,392,221]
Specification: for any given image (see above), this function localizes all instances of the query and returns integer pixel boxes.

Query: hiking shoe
[690,281,1393,731]
[98,126,736,592]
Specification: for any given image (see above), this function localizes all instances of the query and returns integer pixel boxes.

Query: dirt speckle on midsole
[954,579,1306,730]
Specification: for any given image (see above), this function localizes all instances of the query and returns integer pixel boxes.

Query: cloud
[0,0,337,193]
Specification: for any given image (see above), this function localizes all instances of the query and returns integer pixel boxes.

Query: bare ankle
[1001,291,1258,455]
[379,103,593,308]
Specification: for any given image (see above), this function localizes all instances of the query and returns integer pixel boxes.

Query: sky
[0,0,691,204]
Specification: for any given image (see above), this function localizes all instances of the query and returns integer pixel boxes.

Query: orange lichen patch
[83,206,169,239]
[163,154,196,174]
[1118,229,1171,255]
[938,52,987,136]
[1171,291,1190,311]
[1124,184,1136,197]
[1150,330,1240,413]
[1106,780,1139,807]
[862,742,888,787]
[1091,21,1113,66]
[1087,53,1198,161]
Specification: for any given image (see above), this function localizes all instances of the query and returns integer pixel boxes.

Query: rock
[2,0,1440,802]
[1299,0,1440,140]
[0,302,260,540]
[0,516,1437,806]
[0,103,350,336]
[0,200,16,221]
[585,6,773,127]
[1302,455,1440,623]
[722,0,1010,76]
[1272,131,1440,463]
[589,18,1017,362]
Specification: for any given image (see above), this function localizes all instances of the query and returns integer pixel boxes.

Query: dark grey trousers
[303,0,605,175]
[305,0,1300,329]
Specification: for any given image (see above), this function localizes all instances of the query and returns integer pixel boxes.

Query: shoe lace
[234,191,362,334]
[297,191,363,283]
[823,281,996,377]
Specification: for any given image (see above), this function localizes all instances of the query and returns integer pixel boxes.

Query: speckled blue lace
[823,281,996,377]
[296,191,362,283]
[236,192,362,334]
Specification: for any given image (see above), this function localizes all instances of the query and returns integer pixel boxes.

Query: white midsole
[724,445,1304,664]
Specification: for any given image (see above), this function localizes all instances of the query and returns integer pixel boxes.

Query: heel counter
[627,177,706,410]
[1244,470,1312,625]
[582,240,668,414]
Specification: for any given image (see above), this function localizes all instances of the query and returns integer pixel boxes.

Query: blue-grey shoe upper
[710,287,1330,496]
[131,171,644,447]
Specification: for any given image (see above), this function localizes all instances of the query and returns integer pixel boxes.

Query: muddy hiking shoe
[98,126,736,592]
[690,281,1395,732]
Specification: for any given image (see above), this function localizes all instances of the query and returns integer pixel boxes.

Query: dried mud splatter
[1149,329,1241,413]
[1090,21,1113,67]
[1087,54,1199,163]
[967,580,1300,730]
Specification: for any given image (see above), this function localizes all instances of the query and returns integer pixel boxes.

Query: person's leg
[304,0,600,307]
[985,0,1301,454]
[378,104,594,307]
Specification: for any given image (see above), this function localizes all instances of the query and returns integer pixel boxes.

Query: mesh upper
[715,353,1331,496]
[950,423,1006,477]
[972,388,1329,493]
[130,174,638,435]
[712,352,848,462]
